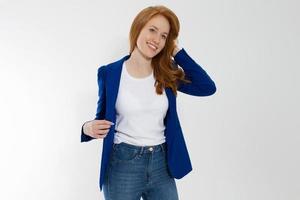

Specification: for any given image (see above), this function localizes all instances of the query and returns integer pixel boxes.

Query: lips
[147,42,158,51]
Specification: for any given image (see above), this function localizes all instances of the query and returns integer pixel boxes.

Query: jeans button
[149,147,153,152]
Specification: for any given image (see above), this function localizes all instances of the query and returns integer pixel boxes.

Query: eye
[162,35,167,40]
[149,28,155,32]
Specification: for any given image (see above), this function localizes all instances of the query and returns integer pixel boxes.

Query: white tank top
[113,62,168,146]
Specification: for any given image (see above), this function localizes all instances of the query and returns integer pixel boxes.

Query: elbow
[198,83,217,96]
[208,83,217,95]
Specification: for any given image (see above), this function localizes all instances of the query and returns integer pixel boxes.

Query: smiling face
[135,14,170,59]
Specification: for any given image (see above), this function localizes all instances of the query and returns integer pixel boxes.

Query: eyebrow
[150,25,169,35]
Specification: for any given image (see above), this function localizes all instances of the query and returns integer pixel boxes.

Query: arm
[81,66,107,142]
[173,48,217,96]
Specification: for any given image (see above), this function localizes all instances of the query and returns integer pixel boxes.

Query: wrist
[172,47,181,57]
[83,121,89,135]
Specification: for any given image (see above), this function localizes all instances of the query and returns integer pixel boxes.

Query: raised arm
[173,48,217,96]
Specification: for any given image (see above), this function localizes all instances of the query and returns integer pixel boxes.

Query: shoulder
[96,54,129,74]
[96,57,119,72]
[97,65,106,76]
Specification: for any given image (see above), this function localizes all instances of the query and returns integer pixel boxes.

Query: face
[135,14,170,59]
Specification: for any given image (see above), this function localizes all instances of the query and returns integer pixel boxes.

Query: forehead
[145,15,170,33]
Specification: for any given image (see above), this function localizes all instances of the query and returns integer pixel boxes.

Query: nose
[152,35,160,45]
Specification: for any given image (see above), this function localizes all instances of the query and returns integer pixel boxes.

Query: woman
[81,5,216,200]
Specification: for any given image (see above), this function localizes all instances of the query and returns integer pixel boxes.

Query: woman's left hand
[172,46,180,57]
[172,39,180,57]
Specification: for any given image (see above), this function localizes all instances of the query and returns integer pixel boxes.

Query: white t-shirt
[113,62,169,146]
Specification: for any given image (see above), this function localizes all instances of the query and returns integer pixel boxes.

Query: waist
[113,142,166,154]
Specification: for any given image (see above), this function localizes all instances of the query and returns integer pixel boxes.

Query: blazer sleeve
[173,48,217,96]
[81,66,107,142]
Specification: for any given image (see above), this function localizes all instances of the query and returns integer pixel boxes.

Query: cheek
[136,37,143,47]
[160,41,167,49]
[137,34,147,45]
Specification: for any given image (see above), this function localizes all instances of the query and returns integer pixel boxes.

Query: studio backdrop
[0,0,299,200]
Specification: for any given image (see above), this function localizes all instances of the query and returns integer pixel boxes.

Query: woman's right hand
[83,120,114,139]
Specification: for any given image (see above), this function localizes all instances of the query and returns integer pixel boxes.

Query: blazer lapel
[105,54,130,122]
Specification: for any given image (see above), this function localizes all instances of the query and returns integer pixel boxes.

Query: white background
[0,0,299,199]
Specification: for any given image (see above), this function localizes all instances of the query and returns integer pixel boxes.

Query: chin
[142,49,156,59]
[148,48,161,57]
[137,46,158,59]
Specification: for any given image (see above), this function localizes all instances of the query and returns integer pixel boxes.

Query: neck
[127,47,152,70]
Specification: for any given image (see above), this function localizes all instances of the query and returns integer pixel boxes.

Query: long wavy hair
[128,5,191,96]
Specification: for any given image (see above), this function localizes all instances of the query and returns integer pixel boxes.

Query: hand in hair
[172,38,180,57]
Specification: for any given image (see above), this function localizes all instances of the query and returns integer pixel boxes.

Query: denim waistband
[113,142,166,154]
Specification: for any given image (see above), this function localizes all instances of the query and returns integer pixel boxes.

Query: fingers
[93,126,110,135]
[90,129,108,139]
[90,119,114,139]
[94,119,114,125]
[93,129,109,139]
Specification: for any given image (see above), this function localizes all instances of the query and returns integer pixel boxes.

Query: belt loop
[139,146,144,155]
[160,143,165,153]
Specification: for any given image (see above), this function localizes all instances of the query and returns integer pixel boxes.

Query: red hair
[128,5,191,96]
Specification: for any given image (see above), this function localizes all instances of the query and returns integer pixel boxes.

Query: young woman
[81,5,216,200]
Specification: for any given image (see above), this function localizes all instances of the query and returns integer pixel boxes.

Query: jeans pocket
[112,144,139,162]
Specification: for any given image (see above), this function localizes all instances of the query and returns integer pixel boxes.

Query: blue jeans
[103,142,179,200]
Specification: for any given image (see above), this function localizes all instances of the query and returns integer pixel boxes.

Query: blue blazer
[81,48,217,191]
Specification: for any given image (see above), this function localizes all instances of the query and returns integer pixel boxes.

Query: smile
[147,42,158,51]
